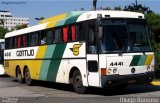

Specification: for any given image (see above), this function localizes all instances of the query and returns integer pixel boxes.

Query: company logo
[70,44,82,56]
[131,68,136,73]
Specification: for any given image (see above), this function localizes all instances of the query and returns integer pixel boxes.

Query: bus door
[87,24,100,87]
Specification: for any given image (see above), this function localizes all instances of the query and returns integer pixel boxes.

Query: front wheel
[72,70,87,94]
[24,67,33,86]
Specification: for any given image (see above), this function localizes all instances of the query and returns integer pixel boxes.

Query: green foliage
[146,13,160,30]
[146,13,160,73]
[0,26,9,39]
[0,19,5,27]
[11,24,28,31]
[114,6,122,10]
[124,3,153,14]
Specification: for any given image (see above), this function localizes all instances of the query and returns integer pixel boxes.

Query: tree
[11,24,28,31]
[124,1,153,14]
[145,13,160,74]
[114,6,122,10]
[0,27,9,39]
[0,19,5,27]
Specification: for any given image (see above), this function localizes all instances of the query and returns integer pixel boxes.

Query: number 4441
[110,62,123,66]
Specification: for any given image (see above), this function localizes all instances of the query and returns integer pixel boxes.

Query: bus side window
[71,25,76,41]
[76,23,85,41]
[41,30,47,45]
[30,32,40,46]
[55,28,62,43]
[87,24,97,54]
[13,36,17,49]
[8,38,12,49]
[26,34,30,47]
[17,36,21,48]
[22,35,26,47]
[63,27,68,42]
[46,29,54,45]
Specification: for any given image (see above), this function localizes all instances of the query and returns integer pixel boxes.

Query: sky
[0,0,159,26]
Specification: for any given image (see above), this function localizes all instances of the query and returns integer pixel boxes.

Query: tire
[24,67,33,86]
[72,70,86,94]
[16,67,23,84]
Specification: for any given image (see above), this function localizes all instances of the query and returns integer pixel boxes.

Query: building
[0,10,29,30]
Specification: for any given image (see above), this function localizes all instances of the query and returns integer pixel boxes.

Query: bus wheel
[24,67,33,86]
[72,70,86,94]
[16,67,23,84]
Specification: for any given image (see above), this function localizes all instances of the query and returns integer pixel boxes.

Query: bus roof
[5,10,144,38]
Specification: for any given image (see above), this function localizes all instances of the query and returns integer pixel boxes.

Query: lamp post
[35,17,45,21]
[93,0,97,11]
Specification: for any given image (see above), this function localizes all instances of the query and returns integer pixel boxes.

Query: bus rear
[0,39,4,75]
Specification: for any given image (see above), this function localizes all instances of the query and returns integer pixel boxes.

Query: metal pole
[93,0,97,11]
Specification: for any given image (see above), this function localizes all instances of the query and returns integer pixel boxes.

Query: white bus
[4,11,154,94]
[0,39,4,75]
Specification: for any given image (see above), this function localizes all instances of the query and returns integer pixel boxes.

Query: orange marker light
[101,68,106,76]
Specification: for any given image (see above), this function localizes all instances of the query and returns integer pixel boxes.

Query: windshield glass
[99,19,152,54]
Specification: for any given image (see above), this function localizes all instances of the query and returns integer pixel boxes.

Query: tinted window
[55,28,62,43]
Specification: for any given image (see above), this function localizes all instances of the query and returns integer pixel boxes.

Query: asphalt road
[0,75,160,103]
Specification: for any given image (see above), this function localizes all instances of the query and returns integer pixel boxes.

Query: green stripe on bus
[39,45,56,80]
[46,44,67,81]
[65,15,80,25]
[56,19,66,27]
[130,55,141,66]
[137,55,147,66]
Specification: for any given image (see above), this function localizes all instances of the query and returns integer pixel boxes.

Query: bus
[0,39,4,75]
[4,11,154,94]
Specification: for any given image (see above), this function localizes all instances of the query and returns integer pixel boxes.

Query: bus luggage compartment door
[87,55,100,87]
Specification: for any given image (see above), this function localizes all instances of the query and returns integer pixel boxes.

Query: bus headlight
[107,69,112,74]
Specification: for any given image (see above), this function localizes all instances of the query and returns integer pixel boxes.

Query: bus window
[76,23,86,41]
[55,28,62,43]
[71,25,76,41]
[46,29,54,45]
[26,34,30,47]
[22,35,26,47]
[41,31,47,45]
[30,32,39,46]
[63,27,68,42]
[12,37,17,49]
[17,36,21,48]
[87,24,97,54]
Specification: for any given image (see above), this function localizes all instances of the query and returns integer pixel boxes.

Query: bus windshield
[99,19,152,54]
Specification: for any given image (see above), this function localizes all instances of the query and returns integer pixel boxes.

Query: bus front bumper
[101,71,154,88]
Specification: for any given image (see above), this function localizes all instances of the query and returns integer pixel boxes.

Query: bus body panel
[4,42,88,86]
[99,52,154,87]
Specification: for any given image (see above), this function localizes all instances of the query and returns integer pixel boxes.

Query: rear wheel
[24,67,33,86]
[16,67,23,84]
[72,70,86,94]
